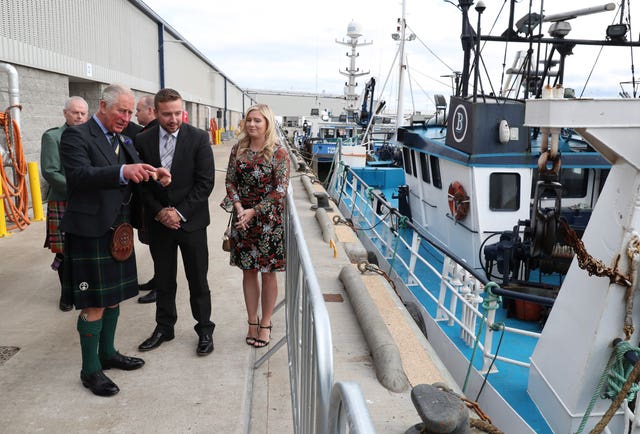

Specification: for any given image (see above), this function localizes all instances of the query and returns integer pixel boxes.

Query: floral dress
[221,143,290,272]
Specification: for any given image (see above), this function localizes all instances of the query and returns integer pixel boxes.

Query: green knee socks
[77,316,102,375]
[99,306,120,361]
[77,306,120,375]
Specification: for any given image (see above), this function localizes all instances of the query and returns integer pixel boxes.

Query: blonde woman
[221,104,290,348]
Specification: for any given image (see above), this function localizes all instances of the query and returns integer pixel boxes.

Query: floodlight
[606,24,628,41]
[515,13,542,36]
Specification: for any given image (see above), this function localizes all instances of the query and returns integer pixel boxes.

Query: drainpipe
[157,22,165,89]
[0,62,21,129]
[223,77,228,129]
[0,63,20,166]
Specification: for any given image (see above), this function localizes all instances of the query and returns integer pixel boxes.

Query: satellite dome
[347,20,362,39]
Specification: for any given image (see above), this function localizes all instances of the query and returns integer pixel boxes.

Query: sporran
[110,223,134,261]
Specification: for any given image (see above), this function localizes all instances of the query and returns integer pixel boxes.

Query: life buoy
[447,181,469,222]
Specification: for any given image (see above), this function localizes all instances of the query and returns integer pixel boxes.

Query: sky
[141,0,639,114]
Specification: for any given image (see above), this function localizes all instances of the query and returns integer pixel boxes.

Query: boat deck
[0,139,464,433]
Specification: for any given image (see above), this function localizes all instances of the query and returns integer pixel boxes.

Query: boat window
[410,150,418,179]
[561,169,589,198]
[419,152,431,183]
[403,148,412,176]
[320,128,336,139]
[430,155,442,189]
[490,173,520,211]
[531,168,591,199]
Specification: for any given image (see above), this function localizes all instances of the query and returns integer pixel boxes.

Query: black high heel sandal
[246,320,259,346]
[254,322,272,348]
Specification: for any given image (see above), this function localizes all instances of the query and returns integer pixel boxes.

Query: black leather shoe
[138,290,157,304]
[59,297,73,312]
[101,352,145,371]
[138,330,174,352]
[80,370,119,397]
[196,334,214,356]
[138,279,155,292]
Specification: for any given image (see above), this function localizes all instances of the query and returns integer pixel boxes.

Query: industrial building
[0,0,255,166]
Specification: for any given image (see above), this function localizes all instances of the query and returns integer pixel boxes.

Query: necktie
[108,133,119,155]
[160,133,175,169]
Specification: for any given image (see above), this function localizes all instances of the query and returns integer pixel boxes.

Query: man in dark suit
[136,94,157,130]
[60,83,171,397]
[136,88,216,356]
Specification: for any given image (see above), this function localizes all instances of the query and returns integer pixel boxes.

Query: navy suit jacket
[59,117,142,237]
[135,122,214,232]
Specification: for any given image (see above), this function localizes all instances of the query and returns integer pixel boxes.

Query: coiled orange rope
[0,105,30,230]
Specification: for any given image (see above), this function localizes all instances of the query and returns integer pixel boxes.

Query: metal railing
[329,382,376,434]
[262,127,374,433]
[327,162,544,373]
[278,181,374,433]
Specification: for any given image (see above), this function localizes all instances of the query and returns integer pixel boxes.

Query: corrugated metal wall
[0,0,158,91]
[0,0,249,114]
[247,91,348,117]
[164,40,216,105]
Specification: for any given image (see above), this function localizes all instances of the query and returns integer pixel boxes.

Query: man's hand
[155,207,181,230]
[123,163,156,183]
[148,167,172,187]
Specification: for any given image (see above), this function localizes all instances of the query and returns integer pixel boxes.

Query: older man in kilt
[60,83,171,397]
[41,96,88,311]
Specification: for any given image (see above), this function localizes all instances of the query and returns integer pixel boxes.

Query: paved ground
[0,139,462,433]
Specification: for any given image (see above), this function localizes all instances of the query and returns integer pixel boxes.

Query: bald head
[63,96,88,126]
[136,95,156,126]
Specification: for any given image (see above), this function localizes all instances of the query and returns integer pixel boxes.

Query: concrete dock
[0,139,462,433]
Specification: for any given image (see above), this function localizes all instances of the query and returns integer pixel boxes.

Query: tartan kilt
[44,200,66,253]
[62,230,139,309]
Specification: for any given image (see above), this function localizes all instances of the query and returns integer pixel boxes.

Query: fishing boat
[299,21,386,182]
[326,1,640,432]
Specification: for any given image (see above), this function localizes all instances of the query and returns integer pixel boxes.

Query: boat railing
[328,162,544,373]
[279,181,375,434]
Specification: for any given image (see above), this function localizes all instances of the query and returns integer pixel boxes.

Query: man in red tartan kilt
[40,96,88,311]
[59,84,171,397]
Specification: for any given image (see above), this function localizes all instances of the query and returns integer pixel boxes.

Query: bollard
[27,161,44,221]
[311,191,333,211]
[407,383,469,434]
[0,181,7,237]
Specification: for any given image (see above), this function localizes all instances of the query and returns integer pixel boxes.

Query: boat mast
[458,0,475,97]
[393,0,415,139]
[395,0,408,135]
[336,21,371,123]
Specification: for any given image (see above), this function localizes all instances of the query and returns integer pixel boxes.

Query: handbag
[222,213,232,252]
[111,223,134,261]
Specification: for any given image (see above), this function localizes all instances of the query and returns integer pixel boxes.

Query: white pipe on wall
[0,62,20,164]
[0,62,21,128]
